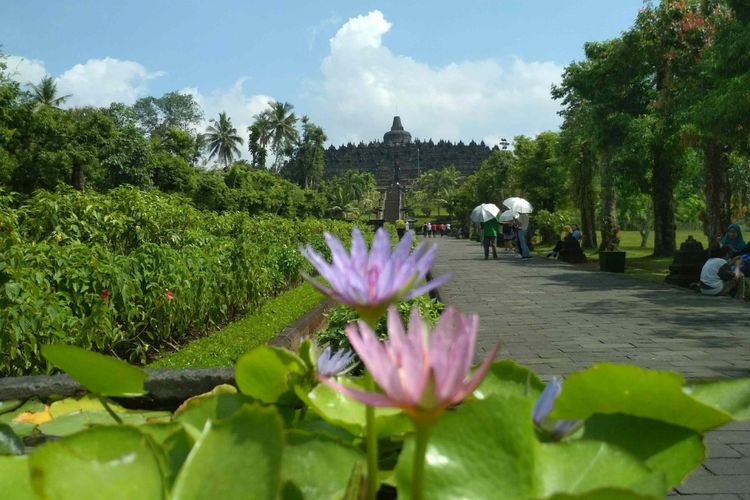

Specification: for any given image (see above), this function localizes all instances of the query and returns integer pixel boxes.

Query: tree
[513,132,567,212]
[29,75,71,110]
[248,114,271,168]
[133,92,203,137]
[281,116,327,189]
[263,101,298,173]
[205,112,244,169]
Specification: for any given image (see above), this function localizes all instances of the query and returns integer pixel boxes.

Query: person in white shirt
[516,213,531,259]
[699,246,744,299]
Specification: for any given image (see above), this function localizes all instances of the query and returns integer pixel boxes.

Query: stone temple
[323,116,497,188]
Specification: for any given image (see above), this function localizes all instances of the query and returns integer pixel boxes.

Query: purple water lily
[533,376,581,438]
[320,306,499,425]
[317,346,356,377]
[301,227,451,324]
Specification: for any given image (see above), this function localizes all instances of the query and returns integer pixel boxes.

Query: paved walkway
[430,238,750,499]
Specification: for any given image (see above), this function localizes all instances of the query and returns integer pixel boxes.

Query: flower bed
[0,187,357,376]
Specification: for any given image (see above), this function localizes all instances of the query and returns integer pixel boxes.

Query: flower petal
[318,376,397,407]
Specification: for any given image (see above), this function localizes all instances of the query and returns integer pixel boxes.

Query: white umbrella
[499,209,518,222]
[503,197,533,214]
[470,203,501,223]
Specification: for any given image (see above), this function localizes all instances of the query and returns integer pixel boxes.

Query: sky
[1,0,645,152]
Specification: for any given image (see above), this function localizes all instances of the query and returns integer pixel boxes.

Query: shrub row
[0,187,360,376]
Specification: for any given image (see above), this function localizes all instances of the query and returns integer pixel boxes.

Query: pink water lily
[321,306,499,424]
[301,228,450,324]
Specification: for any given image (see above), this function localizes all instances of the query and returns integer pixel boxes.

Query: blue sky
[2,1,645,148]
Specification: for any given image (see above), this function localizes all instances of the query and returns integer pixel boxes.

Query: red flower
[100,289,110,301]
[164,289,175,301]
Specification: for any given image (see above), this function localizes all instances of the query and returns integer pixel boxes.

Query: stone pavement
[430,237,750,499]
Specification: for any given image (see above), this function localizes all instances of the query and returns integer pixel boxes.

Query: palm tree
[264,101,298,173]
[29,75,71,110]
[248,114,272,168]
[205,112,244,169]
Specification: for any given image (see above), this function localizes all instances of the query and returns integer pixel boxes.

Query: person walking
[480,217,499,260]
[425,221,432,238]
[517,213,532,259]
[440,223,445,237]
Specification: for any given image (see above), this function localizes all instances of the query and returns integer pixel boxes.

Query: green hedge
[0,187,361,376]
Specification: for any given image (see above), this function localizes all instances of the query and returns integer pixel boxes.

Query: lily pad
[550,363,731,431]
[0,455,35,500]
[685,378,750,421]
[0,424,24,455]
[235,346,306,403]
[583,414,705,488]
[474,360,545,400]
[282,430,365,499]
[305,379,411,438]
[29,426,168,500]
[0,400,22,416]
[42,344,147,397]
[171,404,284,500]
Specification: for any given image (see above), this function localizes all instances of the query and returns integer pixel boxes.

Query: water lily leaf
[0,399,45,437]
[305,379,411,438]
[171,404,284,500]
[173,384,237,417]
[394,395,537,500]
[0,400,22,416]
[42,344,147,397]
[0,424,24,455]
[474,360,545,400]
[684,378,750,420]
[139,423,194,489]
[235,346,306,403]
[583,414,705,488]
[49,395,124,418]
[535,440,666,498]
[29,426,168,500]
[174,390,253,437]
[550,363,731,431]
[0,455,35,500]
[38,409,170,437]
[282,430,365,499]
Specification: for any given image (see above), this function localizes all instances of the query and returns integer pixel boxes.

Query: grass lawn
[534,230,706,283]
[149,282,324,369]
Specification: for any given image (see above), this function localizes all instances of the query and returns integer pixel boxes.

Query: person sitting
[699,246,745,300]
[719,223,746,255]
[547,226,572,258]
[571,224,582,242]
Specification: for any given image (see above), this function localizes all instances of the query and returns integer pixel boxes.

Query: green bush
[0,186,361,376]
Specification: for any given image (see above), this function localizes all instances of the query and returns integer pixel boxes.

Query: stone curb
[268,298,336,351]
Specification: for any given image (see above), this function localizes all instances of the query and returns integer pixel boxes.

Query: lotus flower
[320,306,498,424]
[317,346,356,377]
[301,228,450,324]
[532,376,581,438]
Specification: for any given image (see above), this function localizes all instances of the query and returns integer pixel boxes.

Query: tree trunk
[640,227,650,247]
[599,153,618,251]
[651,145,676,257]
[71,162,85,192]
[702,142,731,248]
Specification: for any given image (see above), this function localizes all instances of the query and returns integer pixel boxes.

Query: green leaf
[38,409,170,437]
[550,363,731,431]
[171,404,284,500]
[0,400,23,416]
[685,378,750,420]
[305,379,411,438]
[139,423,194,489]
[174,386,253,437]
[394,395,537,500]
[0,455,35,500]
[474,360,546,400]
[583,414,705,488]
[41,344,147,397]
[534,440,666,498]
[282,430,365,499]
[29,426,168,500]
[0,424,24,455]
[235,346,306,403]
[0,398,46,437]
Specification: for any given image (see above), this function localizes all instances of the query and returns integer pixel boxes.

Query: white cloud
[308,10,564,147]
[57,58,164,107]
[4,55,163,108]
[182,79,274,161]
[4,55,47,85]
